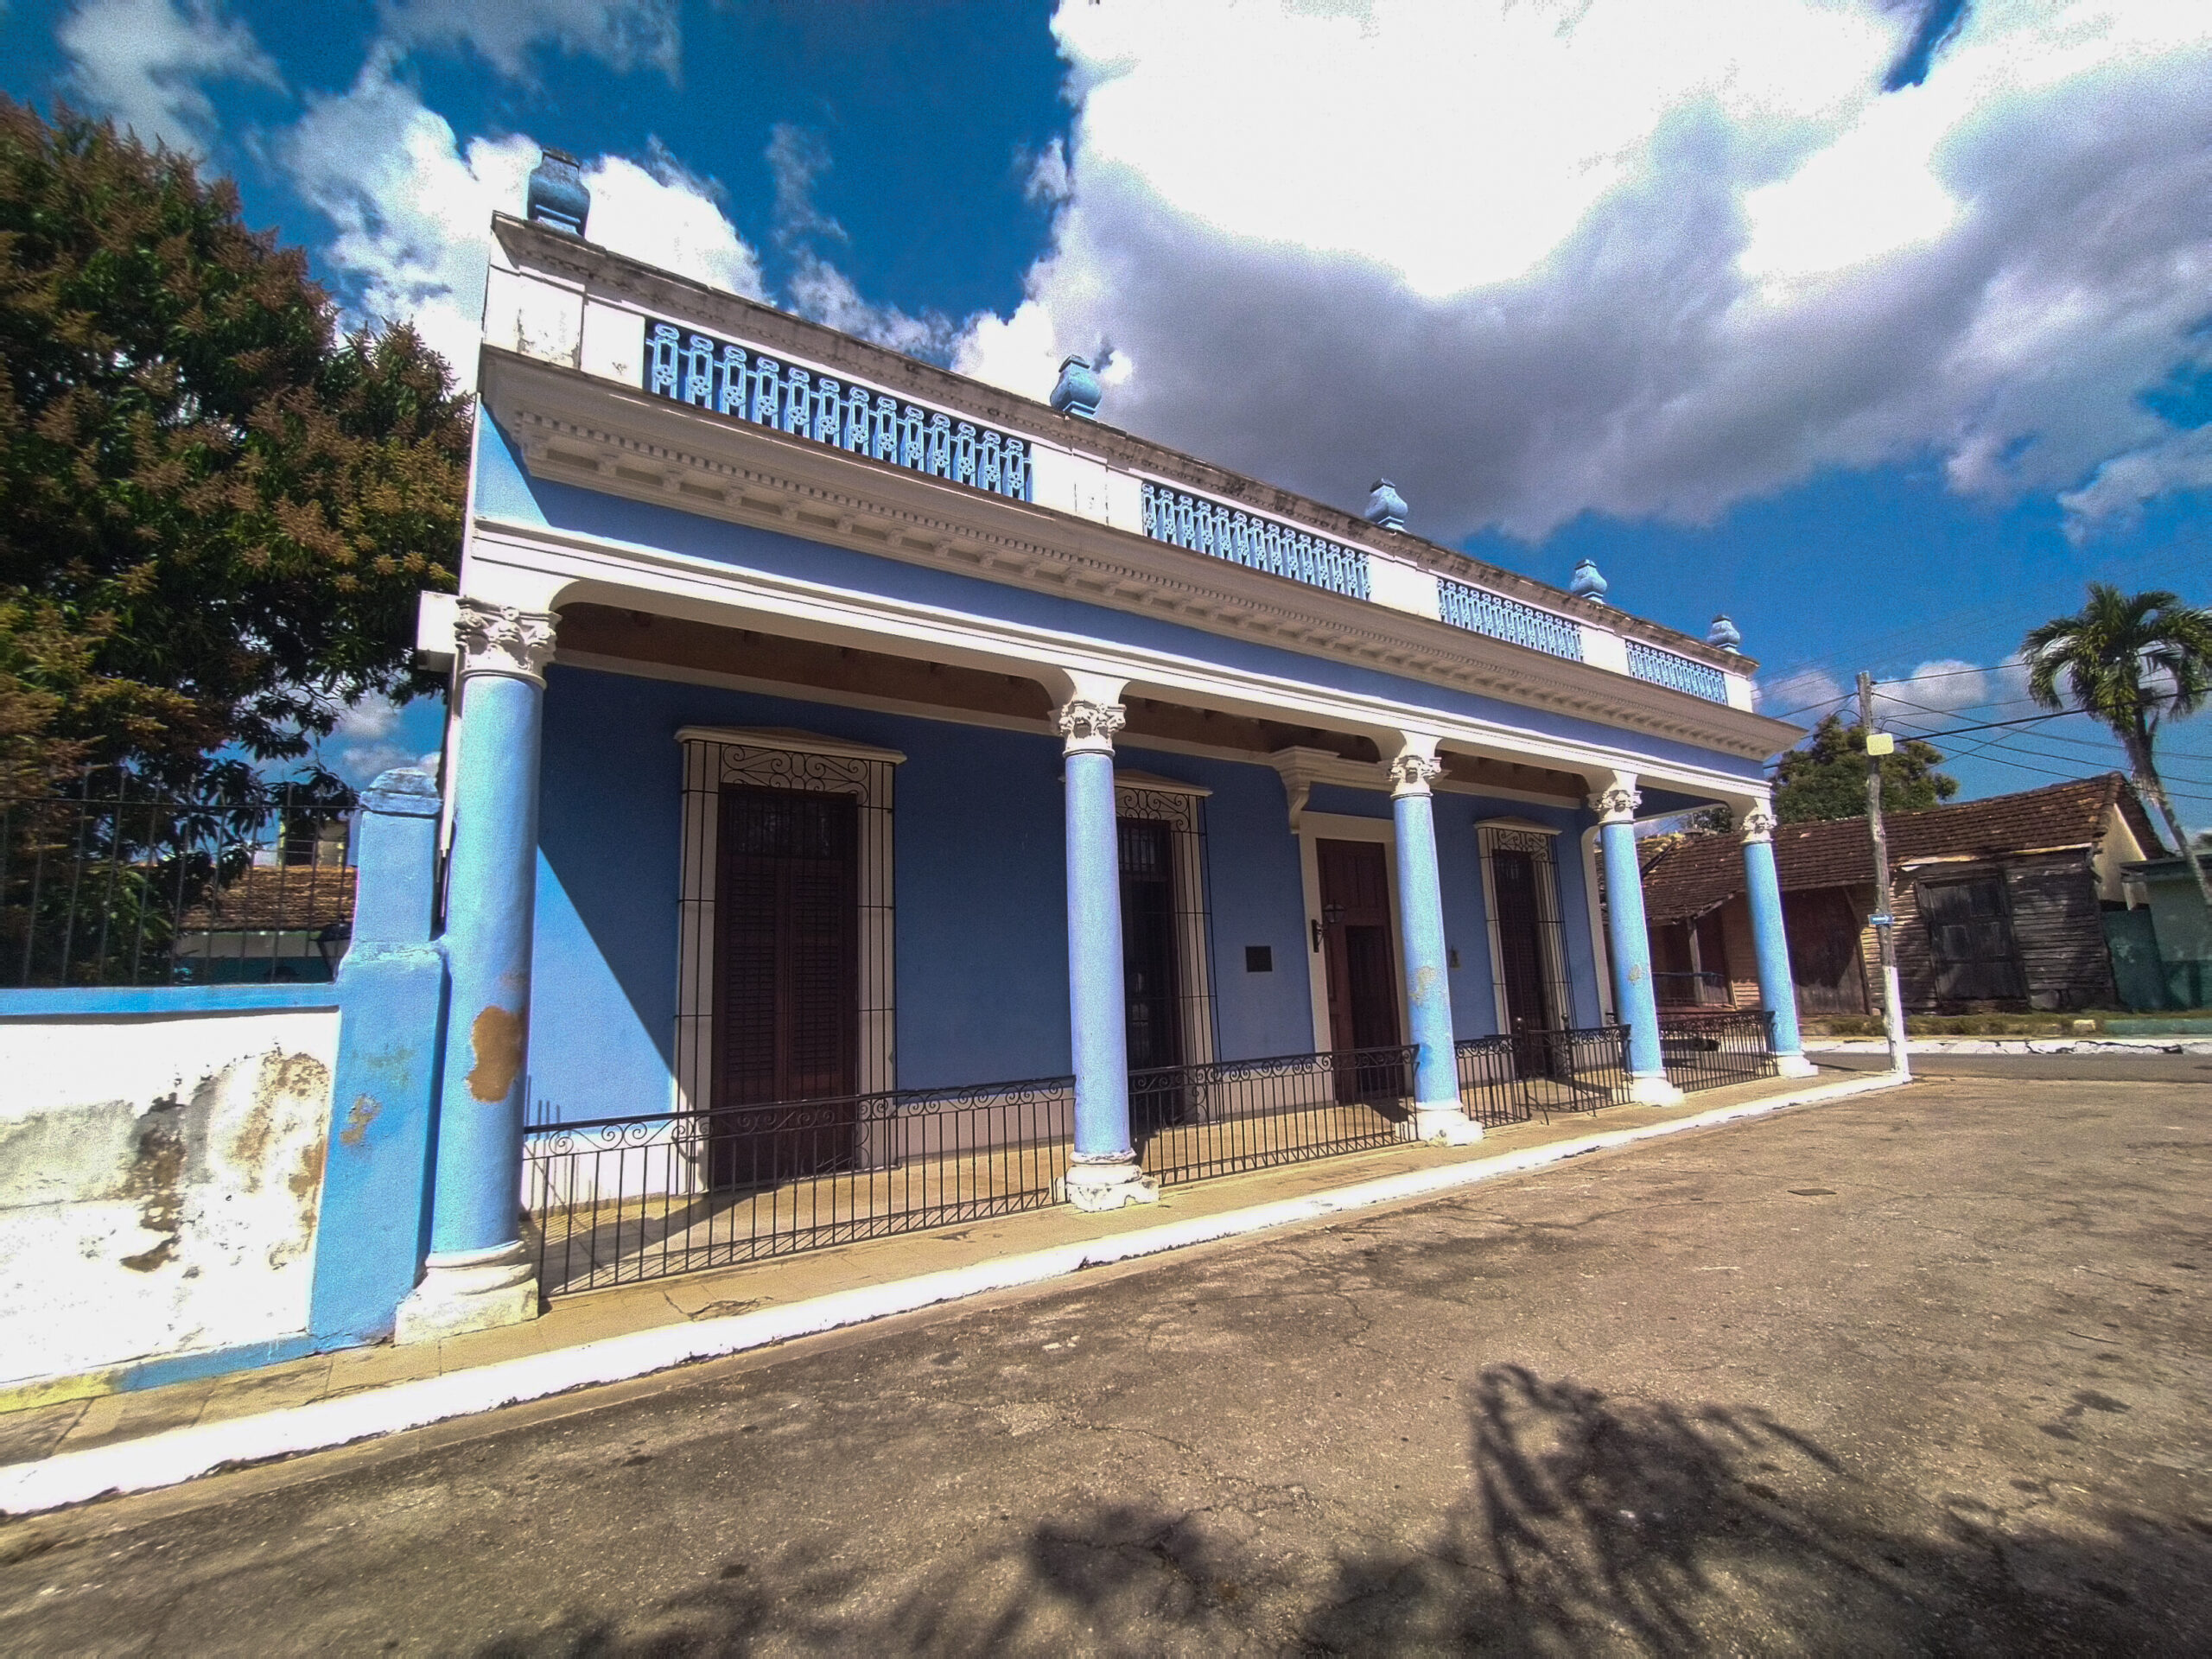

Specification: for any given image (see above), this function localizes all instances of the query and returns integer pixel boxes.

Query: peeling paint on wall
[466,1005,525,1103]
[0,1009,338,1386]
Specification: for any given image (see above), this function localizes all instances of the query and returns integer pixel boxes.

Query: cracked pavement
[2,1071,2209,1655]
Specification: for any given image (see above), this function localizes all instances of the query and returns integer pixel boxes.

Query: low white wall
[0,1007,339,1385]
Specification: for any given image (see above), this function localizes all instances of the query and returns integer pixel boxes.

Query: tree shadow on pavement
[1303,1363,2211,1654]
[477,1363,2212,1656]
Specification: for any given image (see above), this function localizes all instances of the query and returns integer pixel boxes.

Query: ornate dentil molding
[455,598,558,685]
[1588,780,1642,823]
[1389,752,1443,798]
[1740,806,1778,845]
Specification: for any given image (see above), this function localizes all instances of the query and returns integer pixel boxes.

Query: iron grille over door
[1481,824,1574,1077]
[712,787,859,1185]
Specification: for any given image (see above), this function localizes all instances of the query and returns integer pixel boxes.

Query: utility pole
[1859,671,1910,1080]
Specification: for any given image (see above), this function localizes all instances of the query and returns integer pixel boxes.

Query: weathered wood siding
[1890,852,2116,1012]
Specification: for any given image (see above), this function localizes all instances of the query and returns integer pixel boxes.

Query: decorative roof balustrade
[1436,577,1584,662]
[1625,639,1730,702]
[1138,480,1370,601]
[644,319,1031,502]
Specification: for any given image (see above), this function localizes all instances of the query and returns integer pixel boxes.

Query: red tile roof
[1637,774,2162,925]
[179,865,357,932]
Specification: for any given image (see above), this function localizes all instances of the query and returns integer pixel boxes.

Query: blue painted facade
[519,659,1633,1124]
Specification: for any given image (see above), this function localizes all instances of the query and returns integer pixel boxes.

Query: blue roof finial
[1569,557,1609,606]
[1050,354,1102,419]
[526,148,590,237]
[1707,613,1742,653]
[1363,479,1408,531]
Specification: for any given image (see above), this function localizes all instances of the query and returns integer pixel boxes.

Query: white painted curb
[0,1071,1904,1518]
[1808,1037,2212,1056]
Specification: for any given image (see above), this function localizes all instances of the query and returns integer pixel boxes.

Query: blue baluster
[683,334,715,406]
[952,421,977,486]
[780,366,811,435]
[927,412,952,477]
[871,395,899,462]
[648,323,680,397]
[715,345,747,416]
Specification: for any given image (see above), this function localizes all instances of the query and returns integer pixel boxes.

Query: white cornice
[480,350,1795,766]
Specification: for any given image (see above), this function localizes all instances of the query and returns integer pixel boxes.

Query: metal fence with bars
[1132,1045,1416,1186]
[1658,1009,1778,1092]
[524,1075,1076,1294]
[1456,1026,1631,1124]
[1,777,356,989]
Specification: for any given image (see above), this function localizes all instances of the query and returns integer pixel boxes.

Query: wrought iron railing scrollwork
[1436,578,1584,661]
[644,319,1032,503]
[1137,480,1371,600]
[1624,639,1731,702]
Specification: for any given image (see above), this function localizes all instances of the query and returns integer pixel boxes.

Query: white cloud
[954,0,2212,542]
[57,0,282,155]
[2058,423,2212,540]
[278,62,763,387]
[1758,666,1847,721]
[325,692,423,785]
[377,0,679,83]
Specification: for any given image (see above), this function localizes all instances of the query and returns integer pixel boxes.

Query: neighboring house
[1640,775,2162,1016]
[173,817,355,984]
[2116,844,2212,1009]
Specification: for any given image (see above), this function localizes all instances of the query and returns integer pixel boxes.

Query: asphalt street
[3,1066,2208,1655]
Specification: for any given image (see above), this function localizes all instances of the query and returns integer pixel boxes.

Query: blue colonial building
[378,156,1813,1341]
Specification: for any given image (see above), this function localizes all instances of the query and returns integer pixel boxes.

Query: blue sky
[6,0,2211,821]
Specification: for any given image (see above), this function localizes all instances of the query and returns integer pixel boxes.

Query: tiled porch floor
[1,1066,1838,1471]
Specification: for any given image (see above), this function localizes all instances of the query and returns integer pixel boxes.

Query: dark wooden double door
[710,787,859,1187]
[1490,845,1564,1076]
[1314,839,1405,1102]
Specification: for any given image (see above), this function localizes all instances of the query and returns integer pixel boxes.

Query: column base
[1410,1103,1485,1146]
[394,1241,539,1344]
[1773,1053,1820,1079]
[1626,1073,1685,1107]
[1058,1153,1160,1212]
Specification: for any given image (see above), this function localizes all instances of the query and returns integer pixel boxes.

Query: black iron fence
[1658,1008,1777,1092]
[1456,1026,1630,1124]
[1,776,355,988]
[1133,1045,1416,1186]
[524,1075,1074,1294]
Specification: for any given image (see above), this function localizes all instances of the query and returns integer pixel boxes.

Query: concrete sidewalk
[0,1065,1905,1516]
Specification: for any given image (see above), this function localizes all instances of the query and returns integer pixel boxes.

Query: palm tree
[2023,582,2212,915]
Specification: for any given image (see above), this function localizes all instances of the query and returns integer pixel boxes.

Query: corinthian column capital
[1740,804,1778,844]
[1054,698,1127,756]
[1588,771,1641,825]
[454,598,558,687]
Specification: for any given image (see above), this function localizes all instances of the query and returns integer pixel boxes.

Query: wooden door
[1120,817,1184,1132]
[1918,875,2025,1003]
[1491,846,1560,1075]
[1317,839,1401,1100]
[711,788,859,1186]
[1784,887,1870,1014]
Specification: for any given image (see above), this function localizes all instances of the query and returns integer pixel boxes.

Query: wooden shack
[1637,774,2162,1016]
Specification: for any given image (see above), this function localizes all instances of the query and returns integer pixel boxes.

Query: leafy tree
[0,98,466,798]
[1773,712,1959,823]
[2024,582,2212,915]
